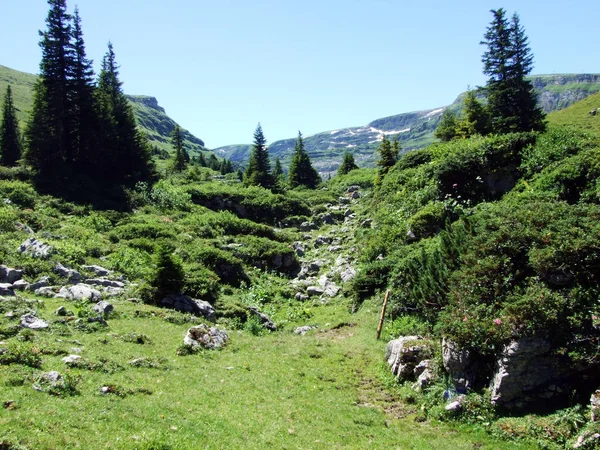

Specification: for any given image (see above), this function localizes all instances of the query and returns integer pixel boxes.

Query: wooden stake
[376,290,391,340]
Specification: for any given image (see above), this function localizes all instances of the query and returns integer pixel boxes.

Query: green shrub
[150,245,185,304]
[181,262,220,302]
[150,179,192,211]
[0,206,17,232]
[384,315,430,340]
[0,342,43,368]
[0,180,37,208]
[406,201,448,239]
[108,246,153,280]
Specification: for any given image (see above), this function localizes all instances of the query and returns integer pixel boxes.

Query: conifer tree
[26,0,74,175]
[273,157,285,185]
[337,151,358,176]
[375,135,399,184]
[434,109,459,142]
[171,125,187,172]
[481,8,544,133]
[225,159,233,174]
[456,89,490,138]
[244,123,274,189]
[288,132,320,189]
[96,42,155,185]
[207,154,220,170]
[0,86,23,166]
[197,152,207,167]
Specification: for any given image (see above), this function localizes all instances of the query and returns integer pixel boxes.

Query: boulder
[442,339,474,392]
[93,301,114,317]
[0,283,15,297]
[249,307,276,331]
[591,390,600,422]
[306,286,324,297]
[0,265,22,284]
[85,279,125,288]
[299,221,317,231]
[41,371,62,383]
[295,292,309,301]
[350,191,361,199]
[82,265,111,277]
[445,396,466,412]
[19,238,54,259]
[490,337,569,410]
[55,306,68,316]
[338,197,350,205]
[35,286,58,297]
[319,213,335,225]
[55,284,102,302]
[318,275,340,298]
[413,368,434,391]
[184,324,228,349]
[12,279,29,291]
[62,355,82,364]
[28,276,50,291]
[293,242,305,257]
[160,294,216,322]
[385,336,431,382]
[294,325,317,335]
[314,236,332,247]
[346,185,360,193]
[574,432,600,449]
[55,263,82,284]
[102,286,125,297]
[340,266,357,283]
[20,313,49,329]
[296,261,322,279]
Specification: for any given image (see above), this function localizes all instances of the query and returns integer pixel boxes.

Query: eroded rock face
[0,283,15,297]
[248,307,276,331]
[184,325,228,349]
[19,238,53,259]
[489,337,571,410]
[55,284,102,302]
[0,265,22,284]
[385,336,432,383]
[442,339,474,392]
[160,294,216,322]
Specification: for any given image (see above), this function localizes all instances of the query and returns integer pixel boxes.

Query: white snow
[424,108,444,118]
[330,130,341,135]
[346,144,356,148]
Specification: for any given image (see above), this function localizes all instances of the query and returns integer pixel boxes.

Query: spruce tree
[0,86,23,166]
[244,123,274,189]
[375,135,399,184]
[481,8,544,133]
[273,157,285,185]
[434,109,459,142]
[171,125,187,172]
[26,0,74,175]
[288,132,320,189]
[337,151,358,176]
[456,89,490,138]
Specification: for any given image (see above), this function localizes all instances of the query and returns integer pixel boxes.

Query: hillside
[0,65,206,157]
[214,74,600,173]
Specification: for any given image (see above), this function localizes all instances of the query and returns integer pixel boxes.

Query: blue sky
[1,0,598,148]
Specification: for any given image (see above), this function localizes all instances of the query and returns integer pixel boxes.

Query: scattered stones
[55,306,68,316]
[29,276,50,291]
[293,242,305,257]
[249,307,277,331]
[160,294,216,322]
[297,261,322,279]
[295,293,309,301]
[294,325,317,335]
[413,367,434,391]
[82,265,111,277]
[12,280,29,291]
[20,313,49,329]
[340,266,357,283]
[445,396,465,412]
[299,221,318,231]
[183,324,229,349]
[93,301,114,317]
[327,245,343,253]
[85,279,125,289]
[19,238,54,259]
[314,235,332,247]
[35,286,58,297]
[41,371,62,383]
[346,185,360,193]
[0,265,23,284]
[0,283,15,297]
[307,286,324,297]
[55,263,82,284]
[350,191,361,199]
[318,275,340,297]
[55,284,102,302]
[338,197,350,205]
[319,213,335,225]
[343,209,352,218]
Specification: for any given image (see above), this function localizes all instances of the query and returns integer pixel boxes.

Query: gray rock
[319,213,335,225]
[406,230,417,242]
[340,266,357,283]
[490,337,567,409]
[445,397,465,412]
[293,242,305,257]
[574,432,600,449]
[343,209,353,217]
[102,286,124,297]
[327,245,343,253]
[12,279,29,291]
[55,306,68,316]
[41,371,63,383]
[307,286,324,297]
[314,235,332,247]
[87,316,108,326]
[385,336,431,381]
[55,284,102,301]
[82,265,111,277]
[62,354,82,364]
[413,368,434,391]
[318,275,340,297]
[160,294,216,322]
[28,276,50,291]
[338,197,350,205]
[360,219,373,228]
[19,238,54,259]
[184,324,228,349]
[297,261,322,280]
[414,359,432,377]
[299,221,317,231]
[35,286,58,297]
[0,265,23,283]
[55,263,82,284]
[346,185,360,193]
[294,325,317,335]
[442,339,473,391]
[351,191,361,199]
[85,278,125,288]
[20,313,49,329]
[93,301,114,317]
[0,283,15,297]
[295,292,309,301]
[249,307,277,331]
[591,390,600,422]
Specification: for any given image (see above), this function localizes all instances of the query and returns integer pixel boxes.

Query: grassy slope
[0,65,206,157]
[547,91,600,137]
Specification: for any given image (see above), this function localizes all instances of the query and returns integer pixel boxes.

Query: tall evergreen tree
[375,135,399,184]
[456,89,490,138]
[171,125,187,172]
[434,109,459,142]
[69,6,98,169]
[273,157,285,185]
[26,0,74,175]
[96,42,155,185]
[337,151,358,176]
[288,132,320,189]
[0,86,23,166]
[481,8,544,133]
[244,123,274,189]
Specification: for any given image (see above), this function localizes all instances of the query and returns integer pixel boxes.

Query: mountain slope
[215,74,600,173]
[0,64,205,156]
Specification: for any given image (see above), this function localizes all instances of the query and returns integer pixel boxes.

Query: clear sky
[1,0,598,148]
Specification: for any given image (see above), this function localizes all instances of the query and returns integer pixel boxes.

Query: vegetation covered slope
[0,64,206,157]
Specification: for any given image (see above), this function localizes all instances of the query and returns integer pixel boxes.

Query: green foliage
[170,124,188,172]
[150,244,185,303]
[0,180,37,208]
[244,123,274,189]
[0,342,43,368]
[337,151,359,176]
[375,136,400,184]
[435,110,459,142]
[0,85,23,166]
[108,246,153,280]
[288,132,321,189]
[149,179,191,211]
[384,315,430,340]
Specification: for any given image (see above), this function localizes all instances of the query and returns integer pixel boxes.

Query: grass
[547,91,600,137]
[0,294,534,449]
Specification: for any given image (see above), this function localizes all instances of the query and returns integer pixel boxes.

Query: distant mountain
[0,64,206,157]
[214,74,600,174]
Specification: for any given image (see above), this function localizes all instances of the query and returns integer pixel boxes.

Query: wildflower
[493,318,502,325]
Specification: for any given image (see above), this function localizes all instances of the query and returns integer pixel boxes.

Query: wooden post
[376,290,391,340]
